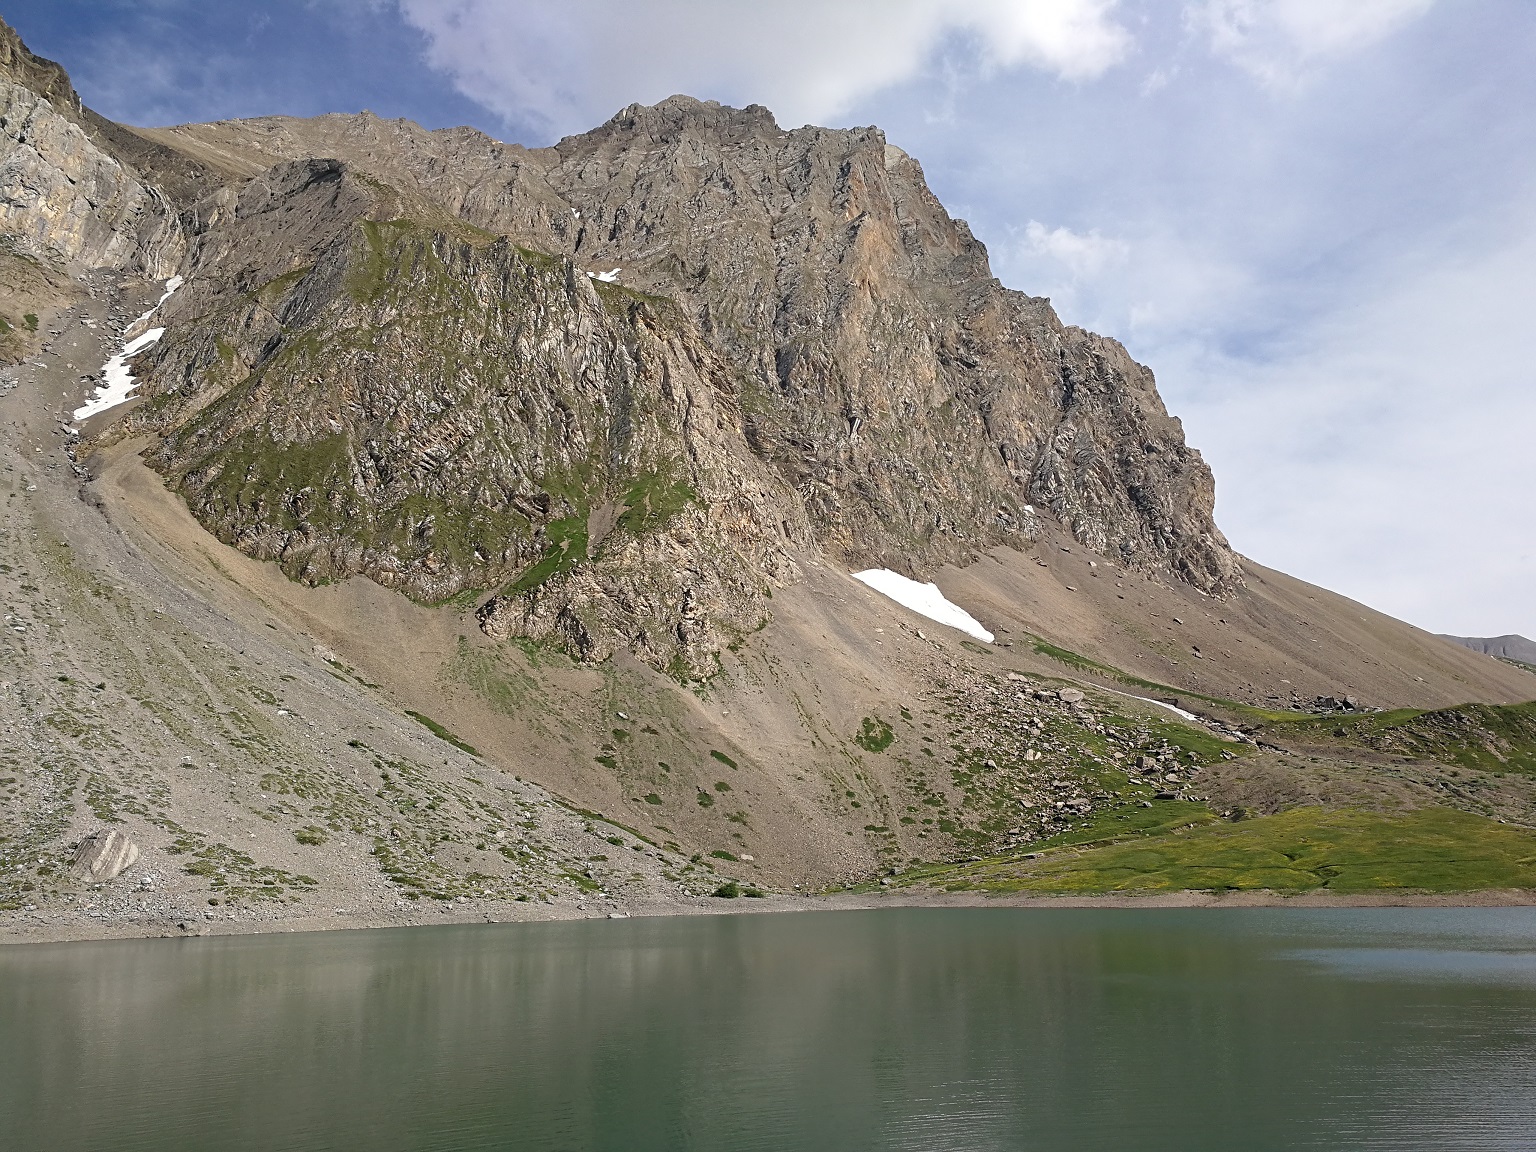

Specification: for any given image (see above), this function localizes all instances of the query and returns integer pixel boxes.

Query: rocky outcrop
[160,99,1239,592]
[0,76,183,276]
[0,17,81,117]
[0,3,1239,668]
[129,160,805,674]
[71,829,140,882]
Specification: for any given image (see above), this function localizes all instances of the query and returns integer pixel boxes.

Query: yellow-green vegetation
[505,512,587,594]
[918,806,1536,895]
[921,674,1245,855]
[617,469,697,536]
[168,835,319,902]
[1266,701,1536,775]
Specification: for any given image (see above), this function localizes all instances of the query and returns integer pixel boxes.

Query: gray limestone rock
[71,829,140,882]
[0,77,183,276]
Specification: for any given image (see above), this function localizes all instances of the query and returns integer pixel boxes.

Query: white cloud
[1022,220,1129,281]
[395,0,1131,138]
[1189,0,1437,85]
[1167,211,1536,639]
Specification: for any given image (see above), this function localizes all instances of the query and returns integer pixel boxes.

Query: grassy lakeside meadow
[834,636,1536,901]
[894,805,1536,896]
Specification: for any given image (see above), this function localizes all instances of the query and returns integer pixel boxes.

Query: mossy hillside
[925,673,1242,850]
[153,219,730,611]
[916,806,1536,895]
[833,668,1252,878]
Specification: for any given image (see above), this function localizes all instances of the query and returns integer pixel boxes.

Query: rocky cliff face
[0,20,184,279]
[4,18,1238,670]
[0,76,184,277]
[129,159,804,676]
[158,100,1239,593]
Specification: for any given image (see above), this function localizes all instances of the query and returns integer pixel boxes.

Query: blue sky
[8,0,1533,640]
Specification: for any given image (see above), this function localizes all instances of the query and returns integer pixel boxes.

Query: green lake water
[4,907,1536,1150]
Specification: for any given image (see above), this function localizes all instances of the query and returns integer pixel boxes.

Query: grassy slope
[1260,701,1536,776]
[909,806,1536,895]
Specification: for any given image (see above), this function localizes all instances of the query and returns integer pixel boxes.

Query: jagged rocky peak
[183,94,1237,589]
[536,95,1238,589]
[0,16,82,116]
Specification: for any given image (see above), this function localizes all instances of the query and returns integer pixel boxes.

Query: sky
[7,0,1533,640]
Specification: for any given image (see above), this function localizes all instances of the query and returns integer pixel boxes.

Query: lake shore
[7,885,1536,946]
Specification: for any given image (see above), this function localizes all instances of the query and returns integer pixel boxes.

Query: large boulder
[71,829,140,882]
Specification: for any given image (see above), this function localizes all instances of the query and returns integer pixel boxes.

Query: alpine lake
[4,907,1536,1151]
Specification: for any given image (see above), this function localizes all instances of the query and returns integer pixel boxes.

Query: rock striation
[71,829,140,882]
[128,159,805,674]
[0,80,182,277]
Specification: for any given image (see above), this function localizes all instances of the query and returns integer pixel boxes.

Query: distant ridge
[1440,634,1536,666]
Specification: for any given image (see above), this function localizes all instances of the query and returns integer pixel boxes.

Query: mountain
[3,15,1535,936]
[1441,634,1536,667]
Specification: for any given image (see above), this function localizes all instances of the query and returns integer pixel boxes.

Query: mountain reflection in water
[4,907,1536,1151]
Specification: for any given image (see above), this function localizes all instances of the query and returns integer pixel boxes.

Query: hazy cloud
[396,0,1132,138]
[1188,0,1437,85]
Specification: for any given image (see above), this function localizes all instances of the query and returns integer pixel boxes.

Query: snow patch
[72,277,183,422]
[1097,685,1202,723]
[852,569,993,643]
[73,327,165,420]
[586,267,621,283]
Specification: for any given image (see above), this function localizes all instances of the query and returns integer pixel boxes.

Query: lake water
[4,908,1536,1151]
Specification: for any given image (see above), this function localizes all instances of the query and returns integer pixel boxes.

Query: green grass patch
[927,807,1536,895]
[403,710,480,757]
[853,716,894,753]
[617,469,697,537]
[709,749,738,769]
[504,513,588,595]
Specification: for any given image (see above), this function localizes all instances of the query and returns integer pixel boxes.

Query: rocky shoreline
[8,885,1535,947]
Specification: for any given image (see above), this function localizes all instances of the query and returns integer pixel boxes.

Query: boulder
[70,828,139,882]
[1057,688,1086,704]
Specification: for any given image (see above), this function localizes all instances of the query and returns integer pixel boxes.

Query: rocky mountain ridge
[88,93,1239,672]
[1442,635,1536,667]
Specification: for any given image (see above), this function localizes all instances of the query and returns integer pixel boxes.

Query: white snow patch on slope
[852,569,993,643]
[72,277,183,422]
[586,267,621,283]
[1097,685,1202,723]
